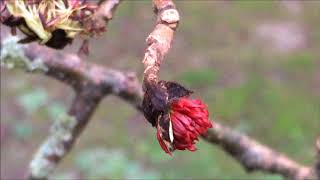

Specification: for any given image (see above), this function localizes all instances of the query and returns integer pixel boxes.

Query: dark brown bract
[142,80,212,155]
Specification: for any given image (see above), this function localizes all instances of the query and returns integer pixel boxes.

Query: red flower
[157,97,213,154]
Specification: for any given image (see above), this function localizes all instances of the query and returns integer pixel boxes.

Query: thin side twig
[142,0,179,85]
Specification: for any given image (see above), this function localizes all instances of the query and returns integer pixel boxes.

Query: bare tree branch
[0,0,318,180]
[88,0,121,35]
[203,123,316,180]
[23,43,143,109]
[1,36,142,179]
[29,85,103,179]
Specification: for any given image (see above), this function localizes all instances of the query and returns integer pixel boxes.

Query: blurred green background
[1,1,319,179]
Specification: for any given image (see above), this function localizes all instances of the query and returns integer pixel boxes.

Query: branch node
[159,9,179,29]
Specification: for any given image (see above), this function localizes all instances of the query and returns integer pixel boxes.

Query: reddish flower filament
[157,98,213,154]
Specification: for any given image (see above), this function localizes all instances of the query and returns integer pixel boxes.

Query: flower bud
[142,81,213,155]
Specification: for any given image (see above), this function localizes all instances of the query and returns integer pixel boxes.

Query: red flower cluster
[157,98,213,154]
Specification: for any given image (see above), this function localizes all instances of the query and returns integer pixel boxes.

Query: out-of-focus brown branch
[22,43,143,109]
[1,0,132,179]
[20,42,142,179]
[1,36,141,179]
[29,85,103,180]
[203,123,316,180]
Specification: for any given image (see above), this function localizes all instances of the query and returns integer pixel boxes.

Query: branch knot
[159,9,179,29]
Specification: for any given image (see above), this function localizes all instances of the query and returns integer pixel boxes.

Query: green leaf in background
[139,171,161,179]
[282,52,316,72]
[214,85,250,118]
[262,174,283,180]
[18,88,48,114]
[233,1,276,11]
[14,122,32,139]
[124,162,141,177]
[75,148,160,179]
[136,141,171,163]
[46,102,66,120]
[234,120,252,134]
[52,172,79,180]
[178,69,217,87]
